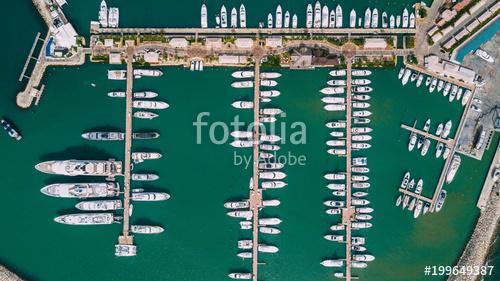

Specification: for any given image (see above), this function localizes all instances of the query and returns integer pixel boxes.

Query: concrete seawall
[0,265,24,281]
[447,184,500,281]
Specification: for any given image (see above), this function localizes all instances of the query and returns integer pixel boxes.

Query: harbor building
[424,55,477,83]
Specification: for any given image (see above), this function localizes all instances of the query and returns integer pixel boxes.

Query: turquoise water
[455,19,500,62]
[0,1,497,281]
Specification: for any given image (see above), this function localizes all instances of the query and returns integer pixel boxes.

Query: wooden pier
[118,46,135,246]
[400,123,455,147]
[342,57,354,281]
[397,188,433,204]
[250,46,264,281]
[93,27,417,36]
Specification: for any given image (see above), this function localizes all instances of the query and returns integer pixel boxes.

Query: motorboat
[232,71,254,78]
[332,191,345,196]
[260,108,283,115]
[437,80,444,92]
[364,8,371,29]
[324,200,345,208]
[335,5,342,28]
[133,111,158,120]
[314,1,321,28]
[409,12,415,28]
[132,192,170,201]
[327,80,347,86]
[261,72,282,79]
[275,5,283,28]
[40,182,120,198]
[131,225,164,234]
[398,68,405,79]
[306,4,313,28]
[260,171,286,180]
[132,173,159,181]
[457,88,463,101]
[443,82,451,96]
[382,11,388,28]
[442,120,452,138]
[321,6,329,28]
[328,9,335,27]
[330,224,345,231]
[353,110,372,117]
[423,119,431,132]
[227,211,253,219]
[327,183,346,190]
[321,260,344,267]
[133,69,163,78]
[326,121,346,128]
[326,208,342,215]
[353,254,375,262]
[401,69,411,85]
[425,77,432,86]
[352,69,372,76]
[435,123,444,136]
[353,191,369,197]
[321,87,345,94]
[259,217,282,225]
[352,157,367,166]
[352,135,372,141]
[115,245,136,257]
[261,181,287,189]
[201,4,208,28]
[260,144,280,151]
[259,162,284,170]
[324,173,346,180]
[449,85,458,102]
[402,8,409,28]
[231,140,253,148]
[228,273,252,280]
[326,140,346,147]
[239,4,246,28]
[371,8,379,28]
[421,139,430,156]
[416,74,424,87]
[261,80,278,87]
[414,200,423,218]
[224,201,250,209]
[352,78,371,85]
[232,101,254,109]
[221,5,227,28]
[475,49,495,63]
[352,167,369,173]
[429,78,438,93]
[443,147,451,159]
[327,148,346,155]
[98,0,108,27]
[292,14,298,28]
[107,70,126,80]
[1,119,22,141]
[267,13,273,28]
[353,102,370,108]
[75,199,122,211]
[390,15,395,28]
[352,236,366,245]
[352,245,367,251]
[408,133,417,151]
[284,11,290,28]
[435,142,444,158]
[54,213,120,225]
[230,8,237,28]
[354,118,370,124]
[324,234,345,242]
[350,9,356,27]
[435,190,447,212]
[400,171,411,188]
[324,104,346,111]
[353,95,371,101]
[462,90,472,106]
[260,226,280,235]
[329,69,347,76]
[352,127,372,134]
[321,97,345,104]
[353,182,370,189]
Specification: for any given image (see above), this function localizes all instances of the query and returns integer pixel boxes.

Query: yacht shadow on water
[38,145,118,162]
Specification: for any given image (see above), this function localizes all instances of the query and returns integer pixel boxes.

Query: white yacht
[329,9,335,27]
[475,49,495,63]
[353,102,370,109]
[421,139,431,156]
[446,155,461,184]
[350,9,356,27]
[115,245,136,257]
[327,80,346,86]
[442,120,452,138]
[353,110,372,117]
[396,15,401,27]
[353,254,375,262]
[132,152,162,163]
[457,88,463,101]
[232,81,253,88]
[231,130,253,138]
[352,78,371,85]
[390,15,395,28]
[131,225,164,234]
[230,140,253,147]
[449,85,458,102]
[261,80,278,87]
[443,82,451,96]
[408,133,417,151]
[409,12,415,28]
[262,181,287,189]
[462,90,472,106]
[326,120,346,128]
[326,140,346,147]
[260,226,280,235]
[284,11,290,28]
[324,234,345,241]
[371,8,379,28]
[232,71,254,78]
[227,211,253,219]
[292,14,298,28]
[321,87,345,94]
[306,4,313,28]
[133,100,169,110]
[416,74,424,87]
[324,104,346,111]
[231,101,253,109]
[275,5,283,28]
[201,4,208,28]
[261,72,282,79]
[335,5,342,27]
[221,5,227,28]
[402,9,409,28]
[108,7,119,28]
[239,4,246,28]
[353,86,373,93]
[132,192,170,201]
[322,97,345,104]
[319,6,328,28]
[230,8,237,28]
[54,213,119,225]
[437,80,444,92]
[364,8,371,29]
[76,199,122,211]
[36,159,122,176]
[225,201,250,209]
[401,69,411,85]
[314,1,321,28]
[108,70,126,80]
[435,190,447,212]
[321,260,344,267]
[133,69,163,77]
[429,78,437,93]
[40,182,119,198]
[98,0,108,28]
[382,12,388,28]
[352,69,372,76]
[132,173,159,181]
[329,69,347,76]
[260,108,283,115]
[259,218,282,225]
[260,171,286,180]
[228,273,252,280]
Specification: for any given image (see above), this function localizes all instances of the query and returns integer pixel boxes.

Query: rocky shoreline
[447,184,500,281]
[0,265,24,281]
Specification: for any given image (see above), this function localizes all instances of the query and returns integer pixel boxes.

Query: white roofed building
[364,38,387,49]
[424,55,477,83]
[169,38,188,49]
[205,37,223,49]
[52,23,77,48]
[235,38,254,49]
[266,37,283,48]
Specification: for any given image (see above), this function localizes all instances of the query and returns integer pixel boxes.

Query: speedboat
[201,4,208,28]
[335,5,342,27]
[429,78,437,93]
[321,6,329,28]
[239,4,246,28]
[382,12,388,28]
[132,192,170,201]
[409,12,415,28]
[435,142,444,158]
[306,4,313,28]
[131,225,164,234]
[1,119,22,141]
[401,69,411,85]
[475,49,495,63]
[443,82,451,96]
[275,5,283,28]
[350,9,356,27]
[371,8,379,28]
[402,8,409,28]
[54,213,120,225]
[314,1,321,28]
[221,5,227,28]
[449,85,458,102]
[408,133,417,151]
[435,190,447,212]
[267,13,273,28]
[437,80,444,92]
[416,74,424,87]
[364,8,371,29]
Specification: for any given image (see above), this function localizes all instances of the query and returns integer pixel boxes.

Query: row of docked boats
[395,172,430,218]
[320,69,375,274]
[407,119,453,159]
[211,4,248,28]
[228,70,285,280]
[398,68,472,106]
[97,0,119,28]
[107,69,164,80]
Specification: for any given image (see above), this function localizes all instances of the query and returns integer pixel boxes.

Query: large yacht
[40,182,119,198]
[306,4,313,28]
[371,8,379,28]
[239,4,246,28]
[133,69,163,78]
[350,9,356,27]
[292,14,298,28]
[231,8,237,28]
[321,6,329,28]
[98,0,108,27]
[402,8,409,28]
[132,192,170,201]
[228,273,252,280]
[54,213,121,225]
[75,199,122,211]
[446,155,461,184]
[35,160,122,176]
[131,225,164,234]
[364,8,371,29]
[329,9,335,28]
[108,70,126,80]
[335,5,342,27]
[475,49,495,63]
[314,1,321,28]
[82,131,124,141]
[133,100,169,109]
[276,5,283,28]
[221,5,227,28]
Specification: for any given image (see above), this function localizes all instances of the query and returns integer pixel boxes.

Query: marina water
[0,1,497,281]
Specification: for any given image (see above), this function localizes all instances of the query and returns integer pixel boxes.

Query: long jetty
[93,27,417,35]
[118,47,135,246]
[250,48,264,281]
[400,124,455,147]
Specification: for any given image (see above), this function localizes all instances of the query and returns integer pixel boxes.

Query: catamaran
[371,8,379,28]
[201,4,208,28]
[350,9,356,27]
[276,5,283,28]
[335,5,342,27]
[306,4,313,28]
[321,6,329,28]
[239,4,246,28]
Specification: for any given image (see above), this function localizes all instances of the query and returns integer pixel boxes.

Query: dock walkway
[476,141,500,210]
[403,63,475,90]
[400,123,455,147]
[118,46,134,246]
